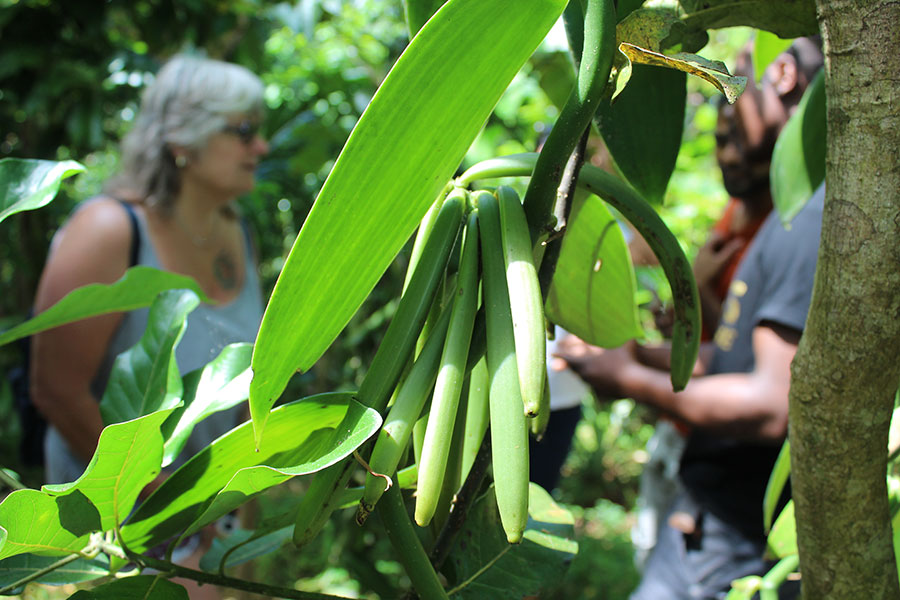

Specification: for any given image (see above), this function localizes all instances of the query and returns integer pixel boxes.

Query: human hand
[693,231,743,288]
[553,335,637,400]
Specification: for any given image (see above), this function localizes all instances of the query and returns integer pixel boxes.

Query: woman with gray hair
[29,54,269,486]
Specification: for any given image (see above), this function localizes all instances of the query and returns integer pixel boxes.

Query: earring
[175,155,188,168]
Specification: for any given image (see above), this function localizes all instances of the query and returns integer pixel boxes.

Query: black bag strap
[118,200,141,267]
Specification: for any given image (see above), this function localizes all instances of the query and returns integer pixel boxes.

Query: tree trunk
[791,2,900,598]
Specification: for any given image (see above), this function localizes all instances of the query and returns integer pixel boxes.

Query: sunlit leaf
[546,193,642,348]
[0,490,91,560]
[771,69,825,225]
[100,290,200,425]
[446,483,577,598]
[0,267,206,348]
[249,0,568,443]
[766,500,797,559]
[69,575,188,599]
[753,30,793,83]
[0,553,109,590]
[680,0,817,39]
[0,158,84,224]
[121,393,380,553]
[161,343,252,467]
[618,43,747,104]
[42,410,176,531]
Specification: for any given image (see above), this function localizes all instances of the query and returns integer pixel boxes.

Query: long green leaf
[161,343,252,467]
[69,575,188,600]
[763,439,791,533]
[771,69,825,225]
[0,267,206,348]
[0,553,109,590]
[42,410,176,532]
[0,158,84,224]
[120,393,380,553]
[249,0,568,440]
[99,289,200,425]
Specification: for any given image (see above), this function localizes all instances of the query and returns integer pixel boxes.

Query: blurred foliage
[1,2,758,597]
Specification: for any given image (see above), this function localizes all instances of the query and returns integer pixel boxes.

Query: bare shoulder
[35,197,137,310]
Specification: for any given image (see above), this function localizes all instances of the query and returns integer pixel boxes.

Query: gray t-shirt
[680,185,825,538]
[45,203,264,484]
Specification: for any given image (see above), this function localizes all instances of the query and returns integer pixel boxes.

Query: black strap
[118,200,141,267]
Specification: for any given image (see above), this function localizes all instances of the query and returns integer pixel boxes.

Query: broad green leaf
[402,0,447,37]
[596,63,686,205]
[0,553,109,590]
[446,483,577,598]
[892,507,900,583]
[0,490,92,560]
[766,500,797,559]
[42,410,175,531]
[546,193,642,348]
[0,158,84,224]
[161,343,252,467]
[616,7,708,55]
[753,30,793,83]
[618,43,747,104]
[69,575,188,600]
[763,439,791,533]
[249,0,568,442]
[100,290,200,425]
[771,69,825,225]
[680,0,817,38]
[0,267,206,348]
[121,393,380,553]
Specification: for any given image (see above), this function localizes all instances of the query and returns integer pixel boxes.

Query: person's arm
[557,321,799,442]
[30,198,133,463]
[632,340,715,376]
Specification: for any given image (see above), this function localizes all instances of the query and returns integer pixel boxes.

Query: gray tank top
[45,203,264,483]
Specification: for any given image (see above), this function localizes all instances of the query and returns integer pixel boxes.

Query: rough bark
[791,2,900,599]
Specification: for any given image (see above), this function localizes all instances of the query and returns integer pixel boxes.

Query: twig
[0,468,26,492]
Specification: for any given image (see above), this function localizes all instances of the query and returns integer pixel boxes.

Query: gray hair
[108,54,264,213]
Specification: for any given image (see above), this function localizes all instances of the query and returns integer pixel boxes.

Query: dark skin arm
[556,321,800,443]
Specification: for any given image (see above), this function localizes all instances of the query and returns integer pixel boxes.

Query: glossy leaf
[680,0,818,39]
[771,69,825,225]
[763,439,791,533]
[596,63,686,205]
[0,158,84,224]
[69,575,188,599]
[100,290,200,425]
[0,490,92,560]
[766,500,797,559]
[161,343,252,467]
[0,553,109,590]
[402,0,447,37]
[42,410,175,531]
[0,267,206,348]
[121,393,380,553]
[446,483,577,598]
[249,0,568,442]
[546,193,642,347]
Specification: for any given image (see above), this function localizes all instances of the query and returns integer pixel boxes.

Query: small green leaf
[766,500,797,559]
[121,393,381,553]
[680,0,818,39]
[100,289,200,425]
[763,439,791,533]
[0,158,84,224]
[198,526,292,572]
[546,193,642,348]
[69,575,188,599]
[161,343,252,467]
[753,30,793,83]
[42,410,175,531]
[249,0,568,443]
[771,69,825,225]
[446,483,577,598]
[0,553,109,590]
[0,267,207,348]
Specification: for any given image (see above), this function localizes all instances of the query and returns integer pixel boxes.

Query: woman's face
[184,114,269,200]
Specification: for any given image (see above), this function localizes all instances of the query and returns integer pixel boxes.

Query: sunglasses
[221,120,261,144]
